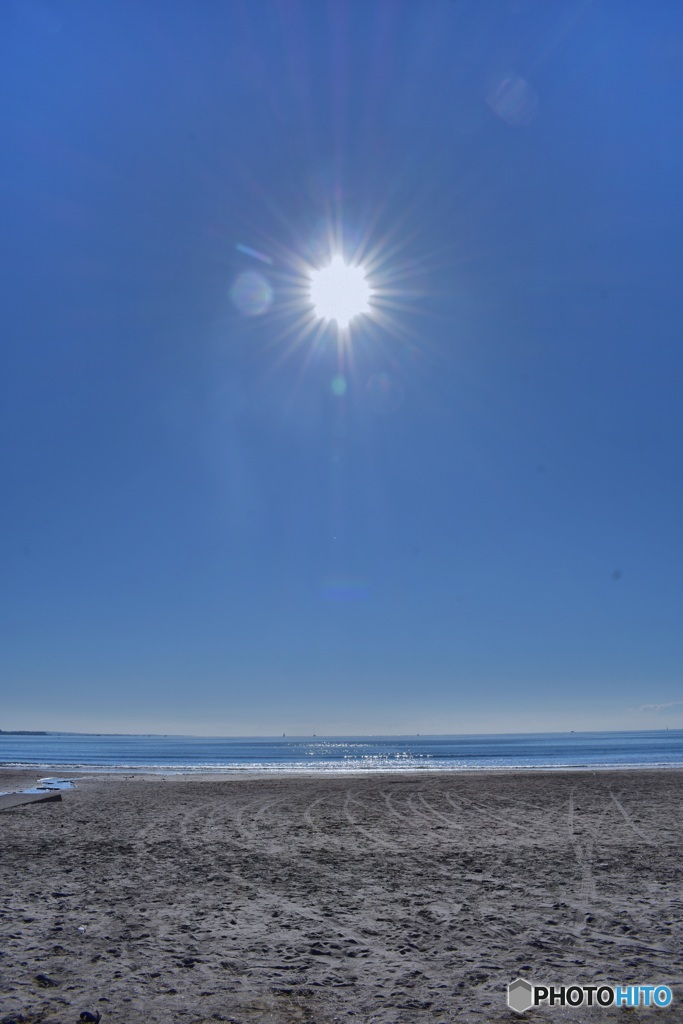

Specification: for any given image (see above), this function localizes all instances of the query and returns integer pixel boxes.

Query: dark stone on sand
[35,973,59,987]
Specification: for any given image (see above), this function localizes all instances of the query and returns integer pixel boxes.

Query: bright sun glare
[309,255,372,329]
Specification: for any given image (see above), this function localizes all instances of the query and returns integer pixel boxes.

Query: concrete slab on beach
[0,791,62,811]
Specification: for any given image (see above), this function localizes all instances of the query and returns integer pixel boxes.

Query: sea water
[0,731,682,774]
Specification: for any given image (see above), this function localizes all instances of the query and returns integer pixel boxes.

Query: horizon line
[2,728,681,739]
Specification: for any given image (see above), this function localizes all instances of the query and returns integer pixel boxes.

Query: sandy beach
[1,769,682,1023]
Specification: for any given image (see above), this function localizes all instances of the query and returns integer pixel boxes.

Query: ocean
[1,730,682,774]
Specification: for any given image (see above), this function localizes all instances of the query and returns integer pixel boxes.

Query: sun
[308,255,372,329]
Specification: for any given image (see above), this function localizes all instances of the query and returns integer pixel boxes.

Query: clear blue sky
[2,0,682,735]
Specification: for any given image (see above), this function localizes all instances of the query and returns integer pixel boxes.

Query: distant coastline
[0,730,47,736]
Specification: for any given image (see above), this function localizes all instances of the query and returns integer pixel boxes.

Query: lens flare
[366,372,405,414]
[487,73,538,126]
[230,271,273,316]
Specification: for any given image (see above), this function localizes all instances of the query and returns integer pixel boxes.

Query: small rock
[35,973,59,988]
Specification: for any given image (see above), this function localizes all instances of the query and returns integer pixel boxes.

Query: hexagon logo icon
[508,977,534,1014]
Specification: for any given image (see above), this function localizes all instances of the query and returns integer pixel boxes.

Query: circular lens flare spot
[487,73,538,126]
[230,271,273,316]
[366,372,405,414]
[309,255,371,328]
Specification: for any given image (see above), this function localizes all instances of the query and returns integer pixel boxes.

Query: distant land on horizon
[0,730,48,735]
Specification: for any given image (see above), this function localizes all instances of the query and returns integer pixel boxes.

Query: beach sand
[1,769,681,1023]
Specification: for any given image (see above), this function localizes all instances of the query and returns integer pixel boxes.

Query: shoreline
[3,761,683,782]
[3,763,683,802]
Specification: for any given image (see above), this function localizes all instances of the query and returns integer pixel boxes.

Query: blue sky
[1,0,682,735]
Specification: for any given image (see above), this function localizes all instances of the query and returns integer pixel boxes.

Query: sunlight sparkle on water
[309,255,372,329]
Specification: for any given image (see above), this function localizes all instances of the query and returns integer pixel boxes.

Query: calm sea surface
[0,731,682,774]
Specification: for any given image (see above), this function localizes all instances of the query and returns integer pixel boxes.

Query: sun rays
[225,197,439,411]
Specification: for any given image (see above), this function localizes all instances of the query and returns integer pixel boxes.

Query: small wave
[2,759,682,776]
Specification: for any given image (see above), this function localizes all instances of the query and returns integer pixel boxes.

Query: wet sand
[1,769,682,1023]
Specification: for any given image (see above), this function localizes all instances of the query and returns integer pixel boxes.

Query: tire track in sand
[568,788,597,906]
[608,790,656,846]
[416,792,464,830]
[343,791,397,850]
[302,795,325,832]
